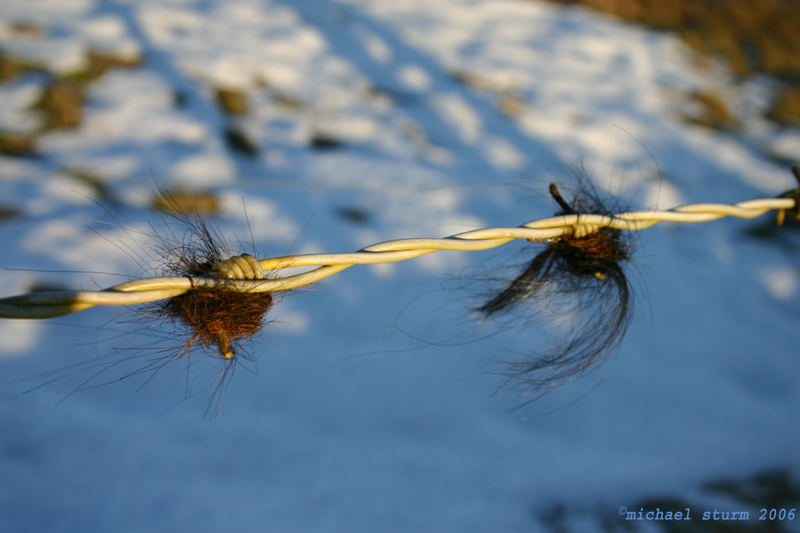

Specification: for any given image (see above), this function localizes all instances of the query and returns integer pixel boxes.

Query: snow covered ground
[1,1,798,532]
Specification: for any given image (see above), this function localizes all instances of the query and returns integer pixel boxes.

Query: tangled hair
[151,214,273,363]
[134,210,274,415]
[28,208,274,416]
[479,182,634,402]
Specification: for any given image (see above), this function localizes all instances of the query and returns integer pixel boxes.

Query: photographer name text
[618,506,796,522]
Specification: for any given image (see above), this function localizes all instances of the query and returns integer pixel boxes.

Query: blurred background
[1,1,799,532]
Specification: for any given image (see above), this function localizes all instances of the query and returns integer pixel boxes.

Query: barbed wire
[0,195,797,320]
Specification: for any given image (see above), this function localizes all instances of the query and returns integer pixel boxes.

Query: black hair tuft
[479,181,635,403]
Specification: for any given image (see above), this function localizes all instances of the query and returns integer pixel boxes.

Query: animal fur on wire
[27,208,274,416]
[153,213,273,360]
[480,182,634,399]
[143,210,273,413]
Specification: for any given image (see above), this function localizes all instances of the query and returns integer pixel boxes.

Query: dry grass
[151,189,222,216]
[33,80,85,130]
[544,0,800,127]
[0,132,36,156]
[0,53,42,81]
[0,45,143,162]
[549,0,799,76]
[214,87,249,115]
[684,90,739,131]
[767,87,800,126]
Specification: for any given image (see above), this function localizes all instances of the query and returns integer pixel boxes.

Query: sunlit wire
[0,196,796,319]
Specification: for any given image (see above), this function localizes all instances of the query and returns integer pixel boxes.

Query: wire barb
[0,193,797,319]
[776,166,800,226]
[479,182,635,401]
[213,253,264,281]
[204,253,266,359]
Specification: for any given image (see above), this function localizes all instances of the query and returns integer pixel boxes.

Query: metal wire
[1,196,796,319]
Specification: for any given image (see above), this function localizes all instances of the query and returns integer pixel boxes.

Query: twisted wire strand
[1,196,796,319]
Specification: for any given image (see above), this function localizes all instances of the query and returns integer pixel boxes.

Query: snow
[759,266,799,301]
[1,0,799,532]
[0,80,41,133]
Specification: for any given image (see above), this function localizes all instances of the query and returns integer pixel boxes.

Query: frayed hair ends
[479,182,634,401]
[150,214,273,362]
[140,210,274,414]
[25,206,276,416]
